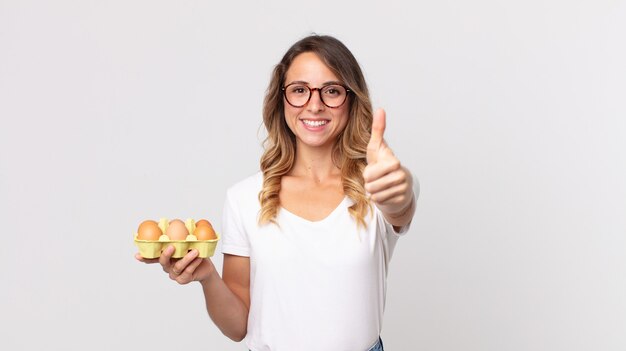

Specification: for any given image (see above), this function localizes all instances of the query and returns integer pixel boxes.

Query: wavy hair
[258,34,373,229]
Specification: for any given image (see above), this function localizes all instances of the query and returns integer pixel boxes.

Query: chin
[297,136,333,148]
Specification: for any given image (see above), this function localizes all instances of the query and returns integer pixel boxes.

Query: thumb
[367,108,386,164]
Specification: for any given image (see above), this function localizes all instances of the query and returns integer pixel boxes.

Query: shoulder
[226,171,264,205]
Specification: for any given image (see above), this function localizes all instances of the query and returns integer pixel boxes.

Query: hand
[363,108,414,217]
[135,246,215,285]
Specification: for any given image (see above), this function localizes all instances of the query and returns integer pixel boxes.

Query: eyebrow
[286,80,343,86]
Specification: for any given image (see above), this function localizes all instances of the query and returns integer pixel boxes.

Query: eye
[323,85,344,96]
[289,85,308,94]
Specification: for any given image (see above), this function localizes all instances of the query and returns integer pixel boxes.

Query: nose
[306,88,325,112]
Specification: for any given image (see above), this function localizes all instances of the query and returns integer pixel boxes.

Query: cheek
[284,107,299,132]
[335,109,350,130]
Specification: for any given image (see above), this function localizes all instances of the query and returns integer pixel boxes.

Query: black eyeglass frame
[281,83,352,108]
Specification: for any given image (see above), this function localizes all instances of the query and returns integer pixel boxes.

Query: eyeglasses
[282,83,351,108]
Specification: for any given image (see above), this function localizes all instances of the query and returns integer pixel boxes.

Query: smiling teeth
[303,120,328,127]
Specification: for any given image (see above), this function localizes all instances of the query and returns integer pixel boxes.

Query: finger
[185,257,204,276]
[370,108,386,147]
[371,184,409,204]
[364,168,407,194]
[159,245,175,272]
[364,157,401,184]
[366,108,386,164]
[175,258,204,285]
[135,253,159,264]
[171,249,199,275]
[363,148,395,183]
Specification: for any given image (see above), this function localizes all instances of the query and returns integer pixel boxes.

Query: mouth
[301,119,330,127]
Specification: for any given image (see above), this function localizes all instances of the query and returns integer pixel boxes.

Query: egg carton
[134,218,219,258]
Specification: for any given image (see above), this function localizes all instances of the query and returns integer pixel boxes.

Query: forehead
[285,52,340,84]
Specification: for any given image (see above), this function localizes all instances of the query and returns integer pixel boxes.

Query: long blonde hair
[258,35,373,228]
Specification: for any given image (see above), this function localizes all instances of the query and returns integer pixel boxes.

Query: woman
[136,34,417,351]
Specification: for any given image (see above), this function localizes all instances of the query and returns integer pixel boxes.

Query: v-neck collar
[280,196,351,225]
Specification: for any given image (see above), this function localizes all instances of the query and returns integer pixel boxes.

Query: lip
[300,118,330,131]
[299,118,330,121]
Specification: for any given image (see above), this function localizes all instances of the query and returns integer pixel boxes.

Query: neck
[289,141,341,183]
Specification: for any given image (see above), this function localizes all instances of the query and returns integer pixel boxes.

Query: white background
[1,1,625,350]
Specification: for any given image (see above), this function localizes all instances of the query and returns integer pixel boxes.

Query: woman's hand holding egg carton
[135,243,216,285]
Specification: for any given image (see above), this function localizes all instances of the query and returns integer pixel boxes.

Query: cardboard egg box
[134,218,219,259]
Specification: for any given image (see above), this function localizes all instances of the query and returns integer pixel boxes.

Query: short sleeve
[375,176,419,269]
[375,206,410,254]
[220,189,251,257]
[379,210,412,236]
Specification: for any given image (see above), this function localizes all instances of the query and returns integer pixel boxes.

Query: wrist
[198,259,219,286]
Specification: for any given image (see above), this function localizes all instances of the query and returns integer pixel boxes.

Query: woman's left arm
[363,108,417,229]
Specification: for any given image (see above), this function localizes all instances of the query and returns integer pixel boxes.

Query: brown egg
[194,224,217,240]
[195,219,213,228]
[137,220,162,241]
[166,219,189,240]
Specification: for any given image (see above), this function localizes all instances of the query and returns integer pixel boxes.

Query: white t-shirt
[221,171,410,351]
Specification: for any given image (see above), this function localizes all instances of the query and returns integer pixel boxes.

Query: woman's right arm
[136,247,250,341]
[200,253,250,341]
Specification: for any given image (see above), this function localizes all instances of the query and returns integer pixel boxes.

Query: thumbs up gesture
[363,109,415,226]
